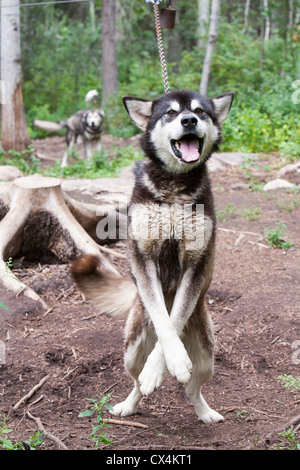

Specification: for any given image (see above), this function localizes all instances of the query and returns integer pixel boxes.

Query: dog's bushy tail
[33,119,66,133]
[71,255,137,318]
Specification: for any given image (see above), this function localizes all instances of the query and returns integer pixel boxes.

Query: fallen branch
[26,411,69,450]
[217,227,262,237]
[13,374,49,411]
[108,418,148,429]
[248,240,269,249]
[217,227,269,249]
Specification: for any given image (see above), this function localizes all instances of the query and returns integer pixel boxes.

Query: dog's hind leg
[96,139,102,153]
[184,303,224,424]
[61,130,75,168]
[111,297,157,417]
[84,140,92,160]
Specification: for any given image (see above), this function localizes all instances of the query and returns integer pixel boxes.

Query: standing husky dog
[71,89,234,423]
[34,108,104,167]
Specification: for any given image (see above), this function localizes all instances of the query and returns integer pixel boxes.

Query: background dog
[71,89,234,423]
[34,108,104,167]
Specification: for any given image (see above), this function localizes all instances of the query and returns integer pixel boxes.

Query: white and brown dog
[71,89,234,423]
[34,108,104,167]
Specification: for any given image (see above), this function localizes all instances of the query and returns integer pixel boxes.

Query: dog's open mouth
[171,134,204,163]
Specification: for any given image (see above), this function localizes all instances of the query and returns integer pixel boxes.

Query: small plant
[79,393,114,449]
[278,374,300,393]
[236,410,249,423]
[262,222,294,249]
[241,206,261,221]
[246,177,264,191]
[272,426,300,450]
[216,203,236,221]
[0,414,43,450]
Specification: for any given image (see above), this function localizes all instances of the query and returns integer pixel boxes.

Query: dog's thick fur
[71,89,234,423]
[34,108,104,167]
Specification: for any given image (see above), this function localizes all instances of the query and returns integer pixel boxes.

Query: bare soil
[0,136,299,452]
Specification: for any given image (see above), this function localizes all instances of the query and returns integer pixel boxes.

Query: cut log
[0,174,123,308]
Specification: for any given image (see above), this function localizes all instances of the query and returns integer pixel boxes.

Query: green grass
[216,203,261,221]
[0,145,143,180]
[241,207,261,221]
[216,203,237,221]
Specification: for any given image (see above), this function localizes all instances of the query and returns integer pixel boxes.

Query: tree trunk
[288,0,294,30]
[90,1,96,33]
[0,0,31,152]
[263,0,270,40]
[200,0,220,96]
[197,0,210,48]
[243,0,251,33]
[0,175,124,308]
[101,0,118,106]
[260,0,265,72]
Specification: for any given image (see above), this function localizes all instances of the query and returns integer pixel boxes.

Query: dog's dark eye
[194,108,204,115]
[167,109,176,115]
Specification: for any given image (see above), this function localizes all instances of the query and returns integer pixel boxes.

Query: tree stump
[0,174,123,308]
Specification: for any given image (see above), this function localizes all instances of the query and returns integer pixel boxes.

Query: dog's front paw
[111,400,138,417]
[163,337,192,384]
[198,408,224,424]
[138,350,166,396]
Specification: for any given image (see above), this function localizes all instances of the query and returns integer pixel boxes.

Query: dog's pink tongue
[180,140,199,162]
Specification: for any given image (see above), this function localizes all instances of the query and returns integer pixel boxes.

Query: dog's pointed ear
[123,97,153,131]
[212,92,234,125]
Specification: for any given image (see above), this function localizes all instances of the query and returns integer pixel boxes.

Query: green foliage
[272,426,300,450]
[78,393,114,449]
[278,374,300,393]
[22,15,101,122]
[0,415,43,450]
[43,146,143,179]
[16,2,300,161]
[0,145,40,175]
[0,144,142,180]
[262,222,294,249]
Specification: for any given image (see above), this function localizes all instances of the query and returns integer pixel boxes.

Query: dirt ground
[0,136,299,452]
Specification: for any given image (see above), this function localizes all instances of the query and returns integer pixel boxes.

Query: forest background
[2,0,300,161]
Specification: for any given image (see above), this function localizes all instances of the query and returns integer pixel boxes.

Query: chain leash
[153,2,170,94]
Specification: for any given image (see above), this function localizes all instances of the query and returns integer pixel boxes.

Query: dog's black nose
[181,115,198,129]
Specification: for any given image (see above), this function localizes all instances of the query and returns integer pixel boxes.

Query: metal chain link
[153,3,170,94]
